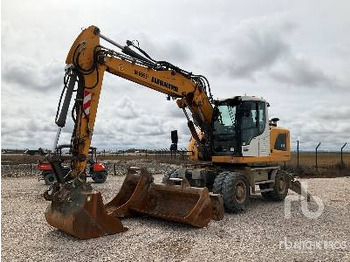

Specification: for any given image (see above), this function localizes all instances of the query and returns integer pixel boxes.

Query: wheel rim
[234,181,247,204]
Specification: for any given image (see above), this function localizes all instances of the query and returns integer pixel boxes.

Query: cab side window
[241,101,266,145]
[241,102,257,144]
[257,102,266,135]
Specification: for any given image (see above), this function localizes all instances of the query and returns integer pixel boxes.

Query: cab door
[241,101,269,157]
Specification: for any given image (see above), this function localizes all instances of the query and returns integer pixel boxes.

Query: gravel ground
[2,173,350,261]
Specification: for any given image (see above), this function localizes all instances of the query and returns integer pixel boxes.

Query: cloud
[209,18,294,79]
[270,56,337,88]
[113,96,141,120]
[117,33,193,66]
[1,1,349,151]
[284,104,350,151]
[2,57,62,92]
[227,30,290,78]
[207,16,347,92]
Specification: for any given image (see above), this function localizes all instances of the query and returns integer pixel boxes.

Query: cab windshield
[211,99,267,156]
[213,105,236,135]
[212,102,239,155]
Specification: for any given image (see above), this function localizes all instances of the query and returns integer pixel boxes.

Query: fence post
[341,143,347,167]
[315,142,321,170]
[30,163,34,176]
[296,140,300,169]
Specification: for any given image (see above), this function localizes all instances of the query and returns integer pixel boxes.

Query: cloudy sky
[2,0,349,151]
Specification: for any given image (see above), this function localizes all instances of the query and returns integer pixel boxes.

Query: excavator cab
[212,96,269,157]
[211,95,290,162]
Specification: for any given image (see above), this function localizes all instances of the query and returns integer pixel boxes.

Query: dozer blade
[106,168,222,228]
[45,183,127,239]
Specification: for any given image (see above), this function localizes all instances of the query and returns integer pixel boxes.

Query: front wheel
[212,171,230,194]
[222,172,250,213]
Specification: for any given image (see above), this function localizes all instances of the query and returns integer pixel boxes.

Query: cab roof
[214,95,266,104]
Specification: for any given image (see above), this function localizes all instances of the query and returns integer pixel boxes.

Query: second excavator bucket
[106,168,223,228]
[45,183,127,239]
[105,167,153,218]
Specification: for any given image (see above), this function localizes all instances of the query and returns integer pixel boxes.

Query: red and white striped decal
[83,90,91,117]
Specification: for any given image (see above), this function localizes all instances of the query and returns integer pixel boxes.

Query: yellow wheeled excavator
[44,26,309,239]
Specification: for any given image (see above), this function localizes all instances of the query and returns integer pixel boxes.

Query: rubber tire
[43,171,57,185]
[260,171,289,201]
[222,172,250,213]
[260,185,272,200]
[91,171,107,183]
[212,171,230,194]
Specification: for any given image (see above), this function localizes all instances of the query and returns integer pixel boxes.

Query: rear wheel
[91,171,107,183]
[222,172,250,213]
[260,171,289,201]
[43,171,57,185]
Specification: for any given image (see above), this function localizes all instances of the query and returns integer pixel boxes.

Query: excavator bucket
[105,167,153,218]
[130,179,214,227]
[106,168,223,227]
[45,183,127,239]
[45,167,222,239]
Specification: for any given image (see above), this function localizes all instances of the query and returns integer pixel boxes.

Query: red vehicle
[37,145,108,185]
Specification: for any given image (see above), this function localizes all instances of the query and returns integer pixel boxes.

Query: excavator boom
[44,26,221,239]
